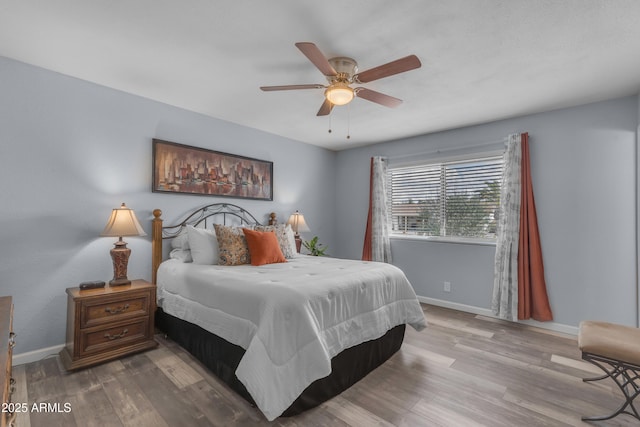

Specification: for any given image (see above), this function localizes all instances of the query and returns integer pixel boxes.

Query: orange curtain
[362,157,374,261]
[517,133,553,321]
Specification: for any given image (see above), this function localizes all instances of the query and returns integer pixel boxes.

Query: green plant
[302,236,328,256]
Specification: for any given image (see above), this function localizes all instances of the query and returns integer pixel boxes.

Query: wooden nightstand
[59,280,158,371]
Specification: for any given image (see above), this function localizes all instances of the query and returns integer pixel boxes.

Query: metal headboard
[151,203,274,284]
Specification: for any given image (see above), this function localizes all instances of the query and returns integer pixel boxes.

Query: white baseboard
[13,344,65,366]
[418,295,579,336]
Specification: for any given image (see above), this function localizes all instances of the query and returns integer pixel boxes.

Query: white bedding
[157,255,426,420]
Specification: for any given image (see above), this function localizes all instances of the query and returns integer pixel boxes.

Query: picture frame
[152,139,273,201]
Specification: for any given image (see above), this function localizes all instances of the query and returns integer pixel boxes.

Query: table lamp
[101,203,146,286]
[286,210,310,253]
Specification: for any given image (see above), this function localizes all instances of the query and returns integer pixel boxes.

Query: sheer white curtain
[371,157,391,263]
[368,156,392,263]
[492,134,522,320]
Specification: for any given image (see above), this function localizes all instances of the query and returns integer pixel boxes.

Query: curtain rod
[386,137,509,161]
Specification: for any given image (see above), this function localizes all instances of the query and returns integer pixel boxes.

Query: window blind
[389,155,504,239]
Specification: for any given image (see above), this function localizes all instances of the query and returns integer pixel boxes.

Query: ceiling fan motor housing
[328,57,358,83]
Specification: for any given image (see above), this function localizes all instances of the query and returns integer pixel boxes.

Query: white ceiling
[1,1,640,151]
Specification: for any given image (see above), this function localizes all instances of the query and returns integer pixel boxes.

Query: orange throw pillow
[242,228,287,266]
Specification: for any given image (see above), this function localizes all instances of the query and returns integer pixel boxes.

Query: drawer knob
[105,304,130,314]
[8,331,16,348]
[104,329,129,340]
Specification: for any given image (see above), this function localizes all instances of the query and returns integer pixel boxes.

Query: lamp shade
[286,210,310,233]
[101,203,147,237]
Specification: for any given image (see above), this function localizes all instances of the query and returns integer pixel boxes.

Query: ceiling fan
[260,42,422,116]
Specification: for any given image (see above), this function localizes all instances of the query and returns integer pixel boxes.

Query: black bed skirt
[155,308,405,417]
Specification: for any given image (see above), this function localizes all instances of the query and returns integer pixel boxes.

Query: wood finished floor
[13,304,639,426]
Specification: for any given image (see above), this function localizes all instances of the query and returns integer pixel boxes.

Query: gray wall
[0,56,337,354]
[335,96,639,328]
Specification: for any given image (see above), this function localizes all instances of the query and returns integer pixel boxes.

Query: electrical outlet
[444,281,451,292]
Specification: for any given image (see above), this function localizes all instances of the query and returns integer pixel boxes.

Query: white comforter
[157,256,426,420]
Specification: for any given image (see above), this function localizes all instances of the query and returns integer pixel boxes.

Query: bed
[151,203,426,421]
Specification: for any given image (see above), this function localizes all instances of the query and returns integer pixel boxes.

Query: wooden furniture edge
[152,209,163,285]
[0,297,13,427]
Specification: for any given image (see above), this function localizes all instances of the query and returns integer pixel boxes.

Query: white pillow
[186,225,219,265]
[169,248,192,263]
[171,230,190,250]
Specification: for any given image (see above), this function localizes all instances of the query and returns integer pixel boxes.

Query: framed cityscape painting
[152,139,273,201]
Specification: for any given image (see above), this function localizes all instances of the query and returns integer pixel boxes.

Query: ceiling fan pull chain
[346,104,351,139]
[328,111,332,134]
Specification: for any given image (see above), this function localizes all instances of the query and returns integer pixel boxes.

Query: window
[388,154,504,241]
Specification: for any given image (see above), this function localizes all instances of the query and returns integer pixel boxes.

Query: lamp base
[295,233,302,253]
[110,240,131,286]
[109,278,131,287]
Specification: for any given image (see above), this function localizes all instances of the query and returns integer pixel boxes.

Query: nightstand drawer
[80,318,150,356]
[80,292,151,328]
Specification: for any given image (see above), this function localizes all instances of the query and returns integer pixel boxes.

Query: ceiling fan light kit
[260,42,421,116]
[325,82,354,106]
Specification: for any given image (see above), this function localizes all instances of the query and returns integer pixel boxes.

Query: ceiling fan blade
[317,99,334,116]
[354,55,421,83]
[295,42,337,77]
[260,84,324,91]
[356,88,403,108]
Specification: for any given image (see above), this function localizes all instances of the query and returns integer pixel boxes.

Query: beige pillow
[214,224,250,266]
